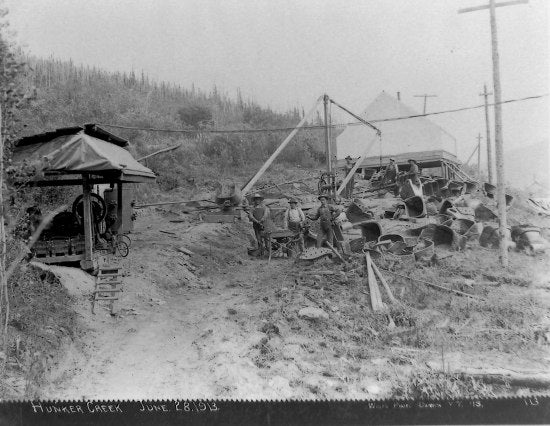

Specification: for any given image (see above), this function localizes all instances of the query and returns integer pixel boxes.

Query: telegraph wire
[98,93,548,135]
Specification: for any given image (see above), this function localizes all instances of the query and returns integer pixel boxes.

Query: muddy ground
[30,200,550,401]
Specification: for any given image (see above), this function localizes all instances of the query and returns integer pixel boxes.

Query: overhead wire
[97,92,548,135]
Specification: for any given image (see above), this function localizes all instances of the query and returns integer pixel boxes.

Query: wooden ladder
[92,264,123,315]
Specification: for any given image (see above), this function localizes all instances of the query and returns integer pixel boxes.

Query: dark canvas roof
[11,124,155,184]
[15,124,129,148]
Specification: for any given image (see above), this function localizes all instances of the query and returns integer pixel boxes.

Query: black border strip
[0,396,548,425]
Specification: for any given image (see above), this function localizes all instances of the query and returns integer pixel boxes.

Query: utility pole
[476,133,482,180]
[413,94,438,114]
[459,0,528,267]
[480,84,494,184]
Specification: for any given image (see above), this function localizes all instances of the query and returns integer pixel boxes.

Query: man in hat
[382,158,399,195]
[307,195,340,248]
[382,158,398,183]
[407,159,421,186]
[247,193,271,253]
[283,198,306,253]
[343,155,356,198]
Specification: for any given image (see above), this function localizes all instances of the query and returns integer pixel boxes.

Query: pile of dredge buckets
[338,178,548,261]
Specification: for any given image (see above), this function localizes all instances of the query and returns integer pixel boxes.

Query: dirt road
[42,208,550,400]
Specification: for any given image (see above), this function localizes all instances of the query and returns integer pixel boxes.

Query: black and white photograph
[0,0,548,421]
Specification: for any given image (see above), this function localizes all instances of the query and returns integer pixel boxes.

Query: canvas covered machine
[10,124,156,270]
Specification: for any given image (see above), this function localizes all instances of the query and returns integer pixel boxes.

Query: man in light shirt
[283,198,305,252]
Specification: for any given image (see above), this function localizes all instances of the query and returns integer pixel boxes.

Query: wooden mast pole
[80,174,95,271]
[323,94,332,174]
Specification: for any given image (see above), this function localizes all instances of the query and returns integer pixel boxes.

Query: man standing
[407,159,421,186]
[307,195,340,248]
[283,198,305,252]
[383,158,398,184]
[247,193,270,254]
[382,158,399,196]
[343,156,356,198]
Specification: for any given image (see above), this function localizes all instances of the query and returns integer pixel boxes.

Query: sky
[3,0,549,180]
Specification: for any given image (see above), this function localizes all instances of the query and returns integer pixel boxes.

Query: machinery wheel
[115,241,129,258]
[72,193,107,224]
[117,234,131,248]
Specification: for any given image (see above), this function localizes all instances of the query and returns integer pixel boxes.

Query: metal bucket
[404,196,427,218]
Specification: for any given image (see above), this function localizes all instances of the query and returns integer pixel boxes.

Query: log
[137,143,182,162]
[429,365,550,389]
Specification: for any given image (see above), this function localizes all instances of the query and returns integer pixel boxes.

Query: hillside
[15,55,327,194]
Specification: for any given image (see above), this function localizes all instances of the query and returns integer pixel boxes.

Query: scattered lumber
[381,269,485,301]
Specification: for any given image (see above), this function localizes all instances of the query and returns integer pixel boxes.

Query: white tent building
[335,92,457,169]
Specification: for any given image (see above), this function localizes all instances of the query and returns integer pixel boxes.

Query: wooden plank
[365,252,383,311]
[371,260,397,304]
[40,254,85,264]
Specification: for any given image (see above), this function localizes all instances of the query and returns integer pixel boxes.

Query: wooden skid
[38,254,84,264]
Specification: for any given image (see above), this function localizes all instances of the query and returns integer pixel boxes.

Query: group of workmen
[246,192,341,255]
[379,157,421,194]
[246,156,421,255]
